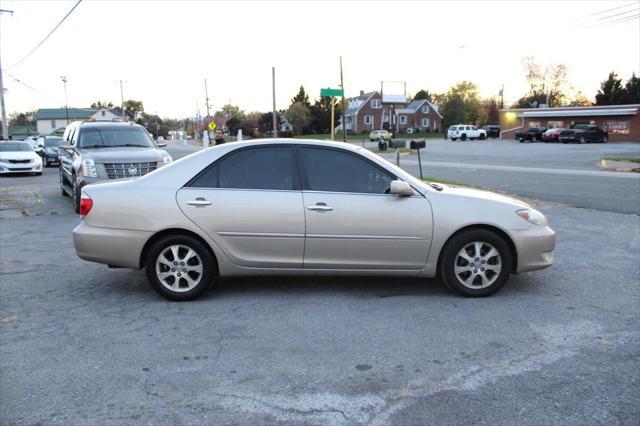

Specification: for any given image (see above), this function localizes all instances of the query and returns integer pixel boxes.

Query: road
[1,139,638,425]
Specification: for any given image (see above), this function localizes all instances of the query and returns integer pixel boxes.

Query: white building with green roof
[35,108,122,134]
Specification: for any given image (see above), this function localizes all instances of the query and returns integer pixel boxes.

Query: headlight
[80,158,98,177]
[516,209,548,226]
[162,155,172,165]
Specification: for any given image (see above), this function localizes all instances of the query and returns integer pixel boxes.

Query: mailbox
[389,139,406,149]
[410,139,426,150]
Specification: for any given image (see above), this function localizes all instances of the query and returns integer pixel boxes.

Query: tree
[217,103,245,121]
[226,117,241,134]
[258,112,280,132]
[446,81,481,124]
[309,96,339,133]
[286,102,311,135]
[413,89,431,101]
[440,97,466,129]
[291,86,311,109]
[519,57,569,107]
[90,100,114,109]
[570,91,593,106]
[478,99,500,126]
[9,111,35,126]
[123,99,144,118]
[622,73,640,104]
[595,72,624,105]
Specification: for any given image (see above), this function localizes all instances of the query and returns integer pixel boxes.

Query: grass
[602,156,640,164]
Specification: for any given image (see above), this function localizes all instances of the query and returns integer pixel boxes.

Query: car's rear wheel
[461,134,467,141]
[60,169,69,196]
[145,235,216,301]
[440,229,513,297]
[451,138,457,141]
[479,133,486,140]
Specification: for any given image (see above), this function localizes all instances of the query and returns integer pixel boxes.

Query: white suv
[447,124,486,141]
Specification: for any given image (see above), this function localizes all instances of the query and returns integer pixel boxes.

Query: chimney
[359,90,364,96]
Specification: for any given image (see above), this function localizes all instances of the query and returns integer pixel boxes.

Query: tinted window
[301,147,393,194]
[44,137,63,147]
[190,146,295,190]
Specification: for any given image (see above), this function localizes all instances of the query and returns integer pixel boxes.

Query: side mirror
[389,180,413,196]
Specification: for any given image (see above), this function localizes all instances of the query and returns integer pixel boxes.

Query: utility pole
[204,79,211,147]
[0,8,14,140]
[339,56,346,142]
[272,67,277,138]
[60,76,69,126]
[499,84,504,110]
[115,80,127,120]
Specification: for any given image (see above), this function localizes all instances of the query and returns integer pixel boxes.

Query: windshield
[79,127,155,149]
[44,137,63,147]
[0,142,33,152]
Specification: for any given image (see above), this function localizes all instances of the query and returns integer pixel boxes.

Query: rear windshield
[44,137,63,147]
[0,142,33,152]
[79,127,154,149]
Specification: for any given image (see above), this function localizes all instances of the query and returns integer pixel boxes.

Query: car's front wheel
[440,229,513,297]
[145,235,216,301]
[479,133,486,140]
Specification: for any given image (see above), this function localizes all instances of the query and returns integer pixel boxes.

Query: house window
[547,120,563,129]
[364,115,373,125]
[371,99,381,108]
[51,120,56,128]
[400,115,407,125]
[528,122,541,128]
[422,118,430,127]
[422,105,429,113]
[603,120,629,134]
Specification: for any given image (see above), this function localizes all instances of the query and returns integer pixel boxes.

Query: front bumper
[510,225,556,273]
[0,161,42,174]
[73,221,152,268]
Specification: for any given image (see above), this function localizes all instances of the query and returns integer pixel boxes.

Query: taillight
[80,193,93,216]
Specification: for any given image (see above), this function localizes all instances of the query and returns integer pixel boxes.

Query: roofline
[347,91,378,113]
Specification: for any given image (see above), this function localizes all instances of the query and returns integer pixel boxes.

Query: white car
[0,141,43,175]
[447,125,487,141]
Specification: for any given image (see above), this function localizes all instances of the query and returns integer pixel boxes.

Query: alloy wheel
[453,241,502,289]
[155,245,203,292]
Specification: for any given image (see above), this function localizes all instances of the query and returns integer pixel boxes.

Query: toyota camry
[73,139,555,301]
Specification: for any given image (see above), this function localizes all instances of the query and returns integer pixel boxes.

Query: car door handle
[307,204,333,211]
[187,198,212,206]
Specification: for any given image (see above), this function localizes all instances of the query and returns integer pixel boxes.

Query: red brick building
[341,91,442,134]
[499,104,640,142]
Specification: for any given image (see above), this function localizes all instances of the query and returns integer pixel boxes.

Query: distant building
[8,124,38,139]
[34,108,123,134]
[339,91,442,134]
[499,104,640,142]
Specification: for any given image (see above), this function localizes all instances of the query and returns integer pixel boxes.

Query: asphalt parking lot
[1,139,639,425]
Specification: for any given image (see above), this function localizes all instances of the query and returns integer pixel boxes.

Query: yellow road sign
[208,121,217,130]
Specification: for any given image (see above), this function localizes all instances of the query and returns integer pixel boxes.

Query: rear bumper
[510,226,556,273]
[73,221,152,268]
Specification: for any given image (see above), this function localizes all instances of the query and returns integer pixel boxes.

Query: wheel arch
[436,224,518,274]
[139,228,219,270]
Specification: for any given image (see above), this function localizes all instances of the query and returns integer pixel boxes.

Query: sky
[1,0,639,118]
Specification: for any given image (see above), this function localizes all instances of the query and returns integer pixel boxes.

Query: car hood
[81,147,169,163]
[0,151,39,161]
[437,184,530,208]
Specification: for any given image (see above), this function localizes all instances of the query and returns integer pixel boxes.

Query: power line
[590,8,640,23]
[2,71,42,94]
[576,2,638,20]
[6,0,83,70]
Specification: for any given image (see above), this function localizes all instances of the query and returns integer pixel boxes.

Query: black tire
[439,229,513,297]
[60,169,69,196]
[451,138,457,141]
[72,176,81,213]
[479,133,486,140]
[145,235,216,301]
[461,134,467,141]
[519,139,524,143]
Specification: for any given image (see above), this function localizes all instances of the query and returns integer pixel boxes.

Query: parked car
[38,135,64,167]
[541,128,563,143]
[0,141,43,175]
[369,129,392,141]
[447,125,487,141]
[515,127,546,142]
[59,121,172,213]
[24,135,45,158]
[482,125,501,138]
[559,124,608,144]
[73,139,556,301]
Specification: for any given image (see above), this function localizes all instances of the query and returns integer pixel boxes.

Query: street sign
[208,121,217,130]
[320,88,344,97]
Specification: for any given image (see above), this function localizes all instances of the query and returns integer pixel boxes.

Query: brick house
[340,90,442,134]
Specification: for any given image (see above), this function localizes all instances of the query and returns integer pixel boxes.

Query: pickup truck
[515,127,546,143]
[559,124,608,144]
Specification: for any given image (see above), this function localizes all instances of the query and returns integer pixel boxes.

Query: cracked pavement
[1,141,639,425]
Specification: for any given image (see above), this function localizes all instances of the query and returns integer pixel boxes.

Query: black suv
[59,121,172,213]
[482,125,501,138]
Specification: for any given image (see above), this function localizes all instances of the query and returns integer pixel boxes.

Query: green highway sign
[320,88,344,97]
